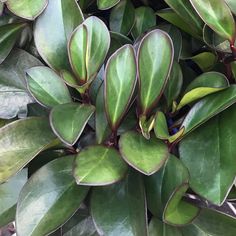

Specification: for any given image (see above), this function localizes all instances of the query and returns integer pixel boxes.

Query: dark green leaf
[26,66,72,108]
[34,0,83,71]
[73,145,128,185]
[181,224,210,236]
[97,0,120,10]
[119,131,168,175]
[105,44,137,130]
[16,156,89,236]
[91,169,147,236]
[50,103,95,145]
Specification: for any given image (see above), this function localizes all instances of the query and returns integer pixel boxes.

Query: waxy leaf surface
[97,0,120,10]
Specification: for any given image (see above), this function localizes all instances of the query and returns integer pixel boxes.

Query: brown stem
[106,130,118,148]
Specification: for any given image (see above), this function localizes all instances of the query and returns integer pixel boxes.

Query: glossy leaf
[68,16,110,83]
[180,224,210,236]
[191,52,216,72]
[0,23,26,64]
[180,105,236,205]
[164,0,203,36]
[145,156,199,225]
[181,85,236,136]
[26,66,72,108]
[176,72,229,111]
[190,0,236,41]
[34,0,84,71]
[16,157,89,236]
[97,0,120,10]
[225,0,236,15]
[137,29,173,116]
[194,208,236,235]
[73,145,128,185]
[0,117,58,184]
[6,0,48,20]
[110,0,135,35]
[0,169,27,227]
[0,49,42,119]
[149,218,182,236]
[131,6,156,39]
[91,170,147,236]
[50,103,95,145]
[119,131,168,175]
[105,45,137,130]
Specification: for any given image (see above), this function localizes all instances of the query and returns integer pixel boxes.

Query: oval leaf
[190,0,236,41]
[73,145,128,186]
[119,131,168,175]
[26,66,72,108]
[68,16,110,83]
[180,105,236,205]
[16,157,89,236]
[110,0,135,35]
[105,45,137,130]
[91,170,147,236]
[34,0,84,71]
[97,0,120,10]
[6,0,48,20]
[0,117,58,184]
[137,29,173,116]
[50,103,95,145]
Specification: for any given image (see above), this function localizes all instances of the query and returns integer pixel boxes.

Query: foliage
[0,0,236,235]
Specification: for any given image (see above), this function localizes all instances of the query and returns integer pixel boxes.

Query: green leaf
[0,2,3,15]
[26,66,72,108]
[137,29,173,116]
[91,169,148,236]
[164,61,183,107]
[0,117,58,184]
[149,218,182,236]
[180,224,210,236]
[0,49,42,119]
[131,6,156,39]
[34,0,83,71]
[73,145,128,185]
[110,0,135,35]
[164,0,203,36]
[181,85,236,136]
[180,105,236,205]
[231,61,236,80]
[225,0,236,15]
[0,23,26,64]
[190,0,236,41]
[16,156,89,236]
[119,131,168,175]
[105,45,137,130]
[154,111,184,143]
[193,208,236,236]
[97,0,120,10]
[68,16,110,84]
[6,0,48,20]
[145,156,199,225]
[50,103,95,145]
[0,169,27,227]
[176,72,229,111]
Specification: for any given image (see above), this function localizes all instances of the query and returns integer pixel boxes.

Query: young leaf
[50,103,95,145]
[6,0,48,20]
[180,105,236,205]
[181,85,236,136]
[131,6,156,39]
[73,145,128,185]
[16,157,89,236]
[26,66,72,108]
[0,117,58,184]
[0,23,27,64]
[105,44,137,130]
[119,131,168,175]
[110,0,135,35]
[176,72,229,111]
[0,169,27,227]
[34,0,84,71]
[190,0,236,42]
[91,170,147,236]
[145,156,199,225]
[137,29,174,116]
[68,16,110,83]
[97,0,120,10]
